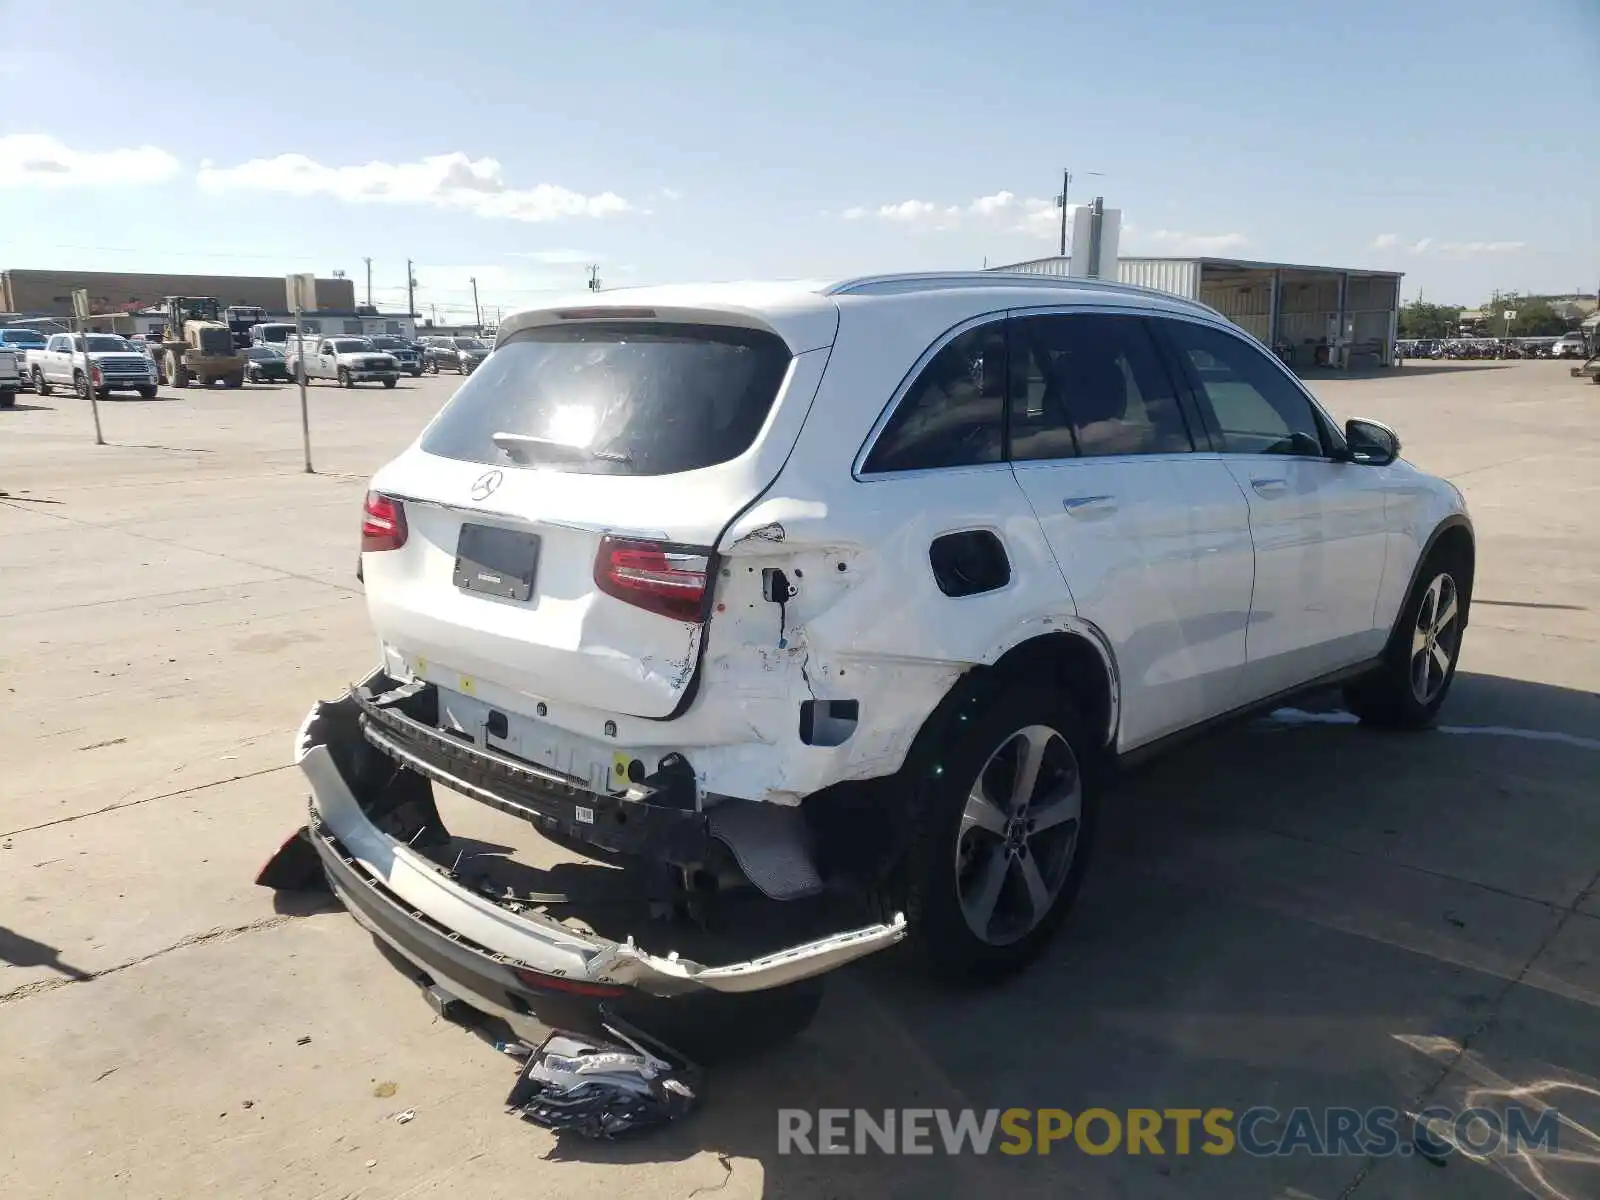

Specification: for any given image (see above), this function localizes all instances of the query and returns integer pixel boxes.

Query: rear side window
[862,323,1006,473]
[1009,313,1194,460]
[420,321,793,476]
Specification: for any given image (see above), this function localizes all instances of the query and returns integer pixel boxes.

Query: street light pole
[470,276,482,332]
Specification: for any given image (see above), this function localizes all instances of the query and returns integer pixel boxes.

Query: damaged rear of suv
[274,274,1133,1035]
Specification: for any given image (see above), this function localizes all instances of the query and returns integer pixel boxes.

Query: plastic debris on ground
[504,1016,703,1139]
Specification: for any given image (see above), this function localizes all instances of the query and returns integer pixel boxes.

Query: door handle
[1061,494,1117,517]
[1250,477,1288,497]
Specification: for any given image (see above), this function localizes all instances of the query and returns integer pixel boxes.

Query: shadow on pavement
[0,926,91,981]
[508,671,1600,1198]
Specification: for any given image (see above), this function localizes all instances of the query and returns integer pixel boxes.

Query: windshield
[331,339,374,353]
[74,335,132,352]
[453,339,488,351]
[248,347,284,359]
[419,322,792,476]
[2,331,47,346]
[370,337,406,349]
[257,325,295,343]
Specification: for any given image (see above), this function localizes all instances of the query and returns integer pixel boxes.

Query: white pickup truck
[27,332,160,399]
[286,336,400,389]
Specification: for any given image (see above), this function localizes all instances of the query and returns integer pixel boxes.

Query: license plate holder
[453,523,540,601]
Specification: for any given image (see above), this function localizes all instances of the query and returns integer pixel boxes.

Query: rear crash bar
[350,675,708,861]
[296,675,907,997]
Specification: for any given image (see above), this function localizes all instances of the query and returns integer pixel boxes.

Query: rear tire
[1344,548,1469,729]
[137,385,158,399]
[33,369,51,397]
[382,377,397,389]
[0,389,14,408]
[899,684,1099,982]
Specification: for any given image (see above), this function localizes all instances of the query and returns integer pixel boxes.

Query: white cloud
[506,248,597,265]
[1132,229,1251,254]
[1375,235,1525,257]
[840,206,869,220]
[878,199,941,223]
[195,151,630,222]
[1437,240,1525,255]
[0,133,179,188]
[658,187,682,201]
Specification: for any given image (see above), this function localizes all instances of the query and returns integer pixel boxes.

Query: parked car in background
[245,345,292,383]
[266,273,1476,1021]
[1551,333,1588,359]
[29,333,159,399]
[369,335,423,377]
[0,344,19,407]
[289,336,400,388]
[0,328,49,388]
[421,335,490,375]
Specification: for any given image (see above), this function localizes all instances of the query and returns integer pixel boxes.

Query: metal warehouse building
[990,256,1404,369]
[0,269,356,320]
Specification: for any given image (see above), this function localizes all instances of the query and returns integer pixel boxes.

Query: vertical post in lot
[72,289,104,445]
[295,297,312,474]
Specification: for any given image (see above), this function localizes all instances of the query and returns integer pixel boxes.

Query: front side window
[1009,313,1194,460]
[1161,319,1327,456]
[862,323,1006,473]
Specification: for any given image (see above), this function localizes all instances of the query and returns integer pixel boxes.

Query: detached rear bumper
[297,677,906,1001]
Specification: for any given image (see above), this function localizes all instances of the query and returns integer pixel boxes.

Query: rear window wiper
[491,431,633,466]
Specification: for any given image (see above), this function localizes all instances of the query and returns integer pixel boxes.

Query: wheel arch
[1386,514,1475,651]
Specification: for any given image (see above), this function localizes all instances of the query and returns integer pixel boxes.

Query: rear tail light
[361,491,408,552]
[594,537,713,623]
[511,966,627,998]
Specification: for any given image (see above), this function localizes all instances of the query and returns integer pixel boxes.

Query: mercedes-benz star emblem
[470,469,503,501]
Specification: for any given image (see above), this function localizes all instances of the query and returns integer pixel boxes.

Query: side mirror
[1345,418,1400,466]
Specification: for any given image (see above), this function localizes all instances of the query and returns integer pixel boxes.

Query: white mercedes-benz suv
[267,273,1473,1034]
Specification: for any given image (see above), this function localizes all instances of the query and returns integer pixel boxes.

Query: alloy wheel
[954,724,1082,946]
[1410,572,1460,704]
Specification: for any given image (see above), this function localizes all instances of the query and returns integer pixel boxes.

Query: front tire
[338,367,352,388]
[33,369,51,397]
[74,371,90,400]
[1344,550,1469,729]
[901,685,1099,981]
[0,389,15,408]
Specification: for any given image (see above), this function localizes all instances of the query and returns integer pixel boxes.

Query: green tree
[1398,301,1462,339]
[1506,299,1571,337]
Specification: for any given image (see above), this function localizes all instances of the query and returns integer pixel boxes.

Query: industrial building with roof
[989,255,1404,369]
[0,269,356,320]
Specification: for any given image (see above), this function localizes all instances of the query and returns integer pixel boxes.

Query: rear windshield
[420,322,793,476]
[332,339,372,353]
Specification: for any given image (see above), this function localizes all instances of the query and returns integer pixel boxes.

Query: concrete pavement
[2,362,1596,1198]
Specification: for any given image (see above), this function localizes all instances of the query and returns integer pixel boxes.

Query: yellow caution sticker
[459,675,475,695]
[612,752,631,786]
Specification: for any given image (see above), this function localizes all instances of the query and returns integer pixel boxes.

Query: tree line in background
[1398,296,1582,339]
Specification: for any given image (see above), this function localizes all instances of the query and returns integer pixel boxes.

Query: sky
[1,0,1595,320]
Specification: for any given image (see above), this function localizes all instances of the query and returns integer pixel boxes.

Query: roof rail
[824,271,1215,315]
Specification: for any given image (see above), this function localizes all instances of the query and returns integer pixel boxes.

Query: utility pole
[363,257,373,306]
[1054,168,1104,258]
[470,276,482,331]
[406,259,416,318]
[586,264,602,292]
[1056,169,1071,259]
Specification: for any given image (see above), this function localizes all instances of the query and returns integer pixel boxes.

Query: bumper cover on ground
[297,675,906,1001]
